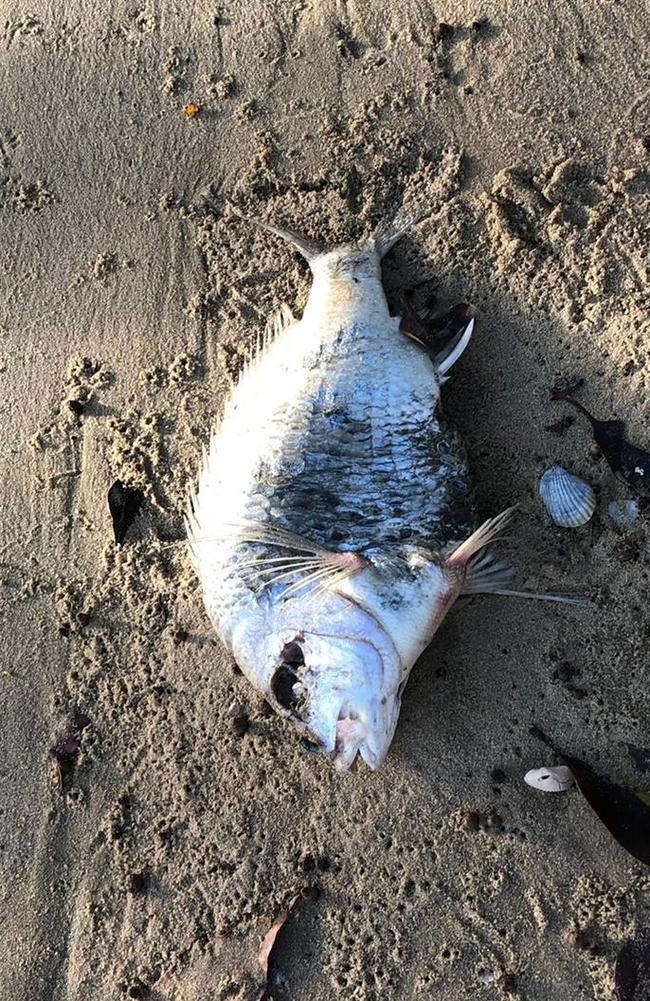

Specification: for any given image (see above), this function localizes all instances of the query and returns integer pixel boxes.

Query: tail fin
[242,215,325,265]
[369,212,422,258]
[242,210,421,265]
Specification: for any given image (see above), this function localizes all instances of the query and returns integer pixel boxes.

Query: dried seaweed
[551,391,650,497]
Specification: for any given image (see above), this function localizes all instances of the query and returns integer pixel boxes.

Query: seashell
[607,499,639,529]
[524,765,574,792]
[538,466,596,527]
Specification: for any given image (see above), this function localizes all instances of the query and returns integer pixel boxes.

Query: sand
[1,1,649,998]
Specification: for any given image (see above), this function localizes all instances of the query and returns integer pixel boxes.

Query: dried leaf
[256,896,300,1000]
[531,727,650,865]
[108,480,144,544]
[615,930,650,1001]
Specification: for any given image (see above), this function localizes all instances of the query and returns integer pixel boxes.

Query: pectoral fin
[214,520,369,598]
[446,507,517,568]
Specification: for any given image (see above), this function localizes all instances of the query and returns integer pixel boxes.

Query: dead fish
[187,214,578,770]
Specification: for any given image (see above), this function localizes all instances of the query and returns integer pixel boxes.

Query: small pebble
[231,715,250,738]
[485,811,503,830]
[434,21,453,41]
[555,661,577,683]
[127,985,151,1000]
[608,498,640,529]
[460,810,480,832]
[496,971,516,993]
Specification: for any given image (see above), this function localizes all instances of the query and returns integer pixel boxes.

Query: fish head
[231,593,404,770]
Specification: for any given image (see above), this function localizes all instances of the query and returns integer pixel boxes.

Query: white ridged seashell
[607,499,640,529]
[524,766,574,793]
[538,466,596,527]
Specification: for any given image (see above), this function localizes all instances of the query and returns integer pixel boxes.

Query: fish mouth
[332,711,385,771]
[267,630,400,771]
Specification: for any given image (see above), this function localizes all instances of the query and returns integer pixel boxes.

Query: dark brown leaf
[553,396,650,497]
[625,744,650,775]
[108,480,144,544]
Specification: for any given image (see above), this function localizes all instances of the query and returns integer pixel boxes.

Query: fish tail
[240,210,421,265]
[368,211,422,258]
[240,215,325,264]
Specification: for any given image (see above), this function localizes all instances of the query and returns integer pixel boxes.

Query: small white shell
[607,499,640,529]
[524,765,574,793]
[538,466,596,527]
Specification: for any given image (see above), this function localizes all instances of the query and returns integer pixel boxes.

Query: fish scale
[251,323,474,555]
[187,214,561,770]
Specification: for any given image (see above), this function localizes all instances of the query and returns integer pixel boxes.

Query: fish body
[188,217,511,769]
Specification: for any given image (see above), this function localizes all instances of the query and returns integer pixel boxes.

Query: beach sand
[1,2,649,998]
